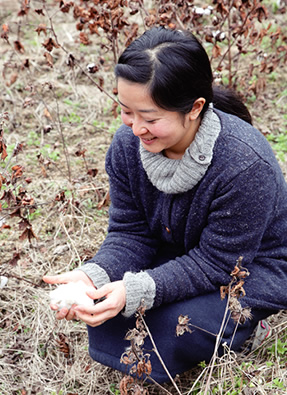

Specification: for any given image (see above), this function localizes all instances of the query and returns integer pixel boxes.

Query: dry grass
[0,1,287,394]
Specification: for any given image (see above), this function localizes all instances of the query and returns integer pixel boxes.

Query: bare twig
[137,310,183,395]
[51,85,72,183]
[202,293,231,395]
[0,271,41,287]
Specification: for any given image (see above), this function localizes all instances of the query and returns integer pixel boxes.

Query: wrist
[122,271,156,317]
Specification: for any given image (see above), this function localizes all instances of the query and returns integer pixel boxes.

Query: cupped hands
[43,271,126,326]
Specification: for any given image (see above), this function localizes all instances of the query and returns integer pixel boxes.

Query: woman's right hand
[43,270,96,321]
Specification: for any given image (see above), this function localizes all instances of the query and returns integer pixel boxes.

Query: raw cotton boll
[49,281,95,309]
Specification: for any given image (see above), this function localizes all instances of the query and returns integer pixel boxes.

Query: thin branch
[51,85,72,183]
[60,217,82,264]
[189,323,217,338]
[0,271,41,287]
[203,293,231,395]
[138,311,183,395]
[227,0,232,87]
[215,0,258,72]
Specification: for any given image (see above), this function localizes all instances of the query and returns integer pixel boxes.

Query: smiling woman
[44,27,287,383]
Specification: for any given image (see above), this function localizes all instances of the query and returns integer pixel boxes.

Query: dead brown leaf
[1,24,9,41]
[8,252,21,266]
[19,225,38,242]
[6,72,18,87]
[42,37,60,52]
[79,32,91,45]
[87,168,98,178]
[44,108,52,120]
[14,40,25,53]
[0,139,8,160]
[97,190,110,209]
[176,314,193,337]
[35,24,47,36]
[212,44,221,58]
[34,9,45,16]
[1,190,16,206]
[44,51,53,67]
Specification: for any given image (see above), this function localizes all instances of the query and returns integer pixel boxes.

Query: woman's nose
[131,119,147,136]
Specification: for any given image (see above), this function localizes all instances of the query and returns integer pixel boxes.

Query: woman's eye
[121,109,131,115]
[146,119,156,124]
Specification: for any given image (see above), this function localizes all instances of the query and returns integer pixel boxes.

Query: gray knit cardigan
[79,108,287,317]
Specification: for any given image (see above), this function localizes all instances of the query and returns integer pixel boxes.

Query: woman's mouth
[141,137,157,145]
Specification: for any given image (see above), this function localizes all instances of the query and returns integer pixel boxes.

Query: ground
[0,1,287,394]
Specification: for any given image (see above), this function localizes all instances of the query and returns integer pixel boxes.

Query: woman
[44,27,287,383]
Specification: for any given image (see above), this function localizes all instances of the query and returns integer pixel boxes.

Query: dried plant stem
[109,10,119,64]
[52,87,72,183]
[202,294,232,395]
[215,0,256,71]
[0,271,40,287]
[60,217,82,264]
[3,141,21,174]
[187,365,208,394]
[146,376,174,395]
[138,311,183,395]
[227,0,232,87]
[229,320,240,349]
[189,323,217,337]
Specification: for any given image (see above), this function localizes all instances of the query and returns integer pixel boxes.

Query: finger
[75,299,107,315]
[55,307,69,320]
[76,310,106,327]
[86,320,105,328]
[43,274,69,284]
[50,303,60,311]
[85,289,98,300]
[65,306,77,321]
[87,283,112,299]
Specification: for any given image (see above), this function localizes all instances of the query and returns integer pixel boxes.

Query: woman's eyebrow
[118,99,158,113]
[118,99,128,108]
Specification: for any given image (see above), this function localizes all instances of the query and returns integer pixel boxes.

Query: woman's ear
[188,98,206,120]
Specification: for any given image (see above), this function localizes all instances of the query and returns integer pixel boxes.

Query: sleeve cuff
[122,271,156,318]
[76,262,110,289]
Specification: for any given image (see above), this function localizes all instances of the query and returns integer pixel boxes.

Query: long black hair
[115,27,252,124]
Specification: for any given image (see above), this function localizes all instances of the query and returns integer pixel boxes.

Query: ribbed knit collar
[140,104,221,194]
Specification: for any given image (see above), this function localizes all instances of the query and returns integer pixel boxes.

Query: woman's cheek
[150,124,165,138]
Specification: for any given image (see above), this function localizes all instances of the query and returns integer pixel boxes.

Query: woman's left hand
[73,280,126,327]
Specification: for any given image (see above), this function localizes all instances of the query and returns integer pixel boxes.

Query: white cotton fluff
[49,281,95,309]
[0,276,8,289]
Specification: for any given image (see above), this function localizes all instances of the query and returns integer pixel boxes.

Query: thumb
[86,285,107,301]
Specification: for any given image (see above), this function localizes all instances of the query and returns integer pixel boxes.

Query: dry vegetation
[0,0,287,394]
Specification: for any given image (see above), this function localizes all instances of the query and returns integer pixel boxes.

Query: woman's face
[117,78,204,159]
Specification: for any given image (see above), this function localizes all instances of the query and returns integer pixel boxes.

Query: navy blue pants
[87,291,276,383]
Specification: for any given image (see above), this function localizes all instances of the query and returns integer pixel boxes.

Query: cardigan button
[199,155,206,161]
[165,226,171,233]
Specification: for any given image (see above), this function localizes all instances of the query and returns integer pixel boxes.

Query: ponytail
[212,85,252,125]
